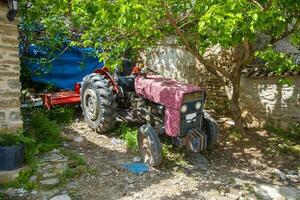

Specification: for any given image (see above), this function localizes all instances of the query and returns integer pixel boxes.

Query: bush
[114,123,138,152]
[28,111,62,152]
[47,106,75,125]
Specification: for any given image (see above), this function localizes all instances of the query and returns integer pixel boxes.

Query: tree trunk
[228,75,245,133]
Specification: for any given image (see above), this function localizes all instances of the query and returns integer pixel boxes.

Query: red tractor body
[135,74,205,138]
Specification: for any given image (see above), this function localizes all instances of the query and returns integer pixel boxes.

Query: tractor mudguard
[94,67,120,94]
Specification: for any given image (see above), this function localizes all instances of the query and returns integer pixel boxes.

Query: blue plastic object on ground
[120,162,149,174]
[25,45,103,90]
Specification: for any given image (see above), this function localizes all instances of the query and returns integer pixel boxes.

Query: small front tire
[138,124,162,166]
[203,112,219,148]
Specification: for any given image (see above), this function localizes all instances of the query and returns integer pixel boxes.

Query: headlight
[195,102,201,110]
[181,105,187,113]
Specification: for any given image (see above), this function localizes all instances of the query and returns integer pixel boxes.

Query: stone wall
[0,3,22,131]
[240,76,300,128]
[142,44,300,128]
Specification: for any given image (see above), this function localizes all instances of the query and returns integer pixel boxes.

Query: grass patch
[60,150,87,182]
[0,163,38,191]
[266,122,300,142]
[160,137,187,168]
[266,123,300,155]
[228,128,243,141]
[114,123,138,152]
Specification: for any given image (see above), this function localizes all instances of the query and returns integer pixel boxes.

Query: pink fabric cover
[135,74,204,137]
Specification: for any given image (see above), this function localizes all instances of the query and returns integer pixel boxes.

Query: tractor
[79,64,219,166]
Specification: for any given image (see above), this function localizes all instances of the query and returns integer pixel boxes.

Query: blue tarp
[25,45,103,90]
[120,162,150,174]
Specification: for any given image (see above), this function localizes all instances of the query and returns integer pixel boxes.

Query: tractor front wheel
[203,112,219,148]
[138,124,162,166]
[81,73,116,133]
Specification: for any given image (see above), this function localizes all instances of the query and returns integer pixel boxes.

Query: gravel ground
[60,119,300,200]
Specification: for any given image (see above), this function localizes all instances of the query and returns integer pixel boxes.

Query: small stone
[225,119,235,126]
[133,157,141,162]
[63,142,69,147]
[50,194,71,200]
[187,153,209,171]
[40,154,64,163]
[29,175,37,182]
[52,162,68,174]
[125,177,135,184]
[40,177,60,188]
[73,136,84,142]
[17,188,27,194]
[101,170,112,176]
[4,188,18,196]
[42,173,55,178]
[287,174,300,183]
[272,169,287,181]
[31,190,38,195]
[75,118,80,122]
[51,149,60,154]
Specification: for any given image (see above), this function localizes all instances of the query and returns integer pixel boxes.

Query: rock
[187,153,209,171]
[225,119,235,126]
[273,169,287,181]
[125,177,135,184]
[52,162,68,174]
[287,174,300,183]
[40,154,64,163]
[50,194,72,200]
[111,137,124,145]
[43,173,56,178]
[30,175,37,182]
[133,157,141,162]
[51,149,60,154]
[4,188,18,197]
[40,177,60,188]
[31,190,38,195]
[0,167,25,185]
[254,184,300,200]
[73,136,84,142]
[40,189,60,199]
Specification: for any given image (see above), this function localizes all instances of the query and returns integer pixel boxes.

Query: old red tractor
[45,65,219,166]
[80,65,219,166]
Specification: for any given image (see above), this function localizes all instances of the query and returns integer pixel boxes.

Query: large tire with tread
[81,73,116,133]
[203,112,219,148]
[138,124,162,166]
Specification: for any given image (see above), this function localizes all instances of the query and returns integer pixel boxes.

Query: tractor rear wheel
[138,124,162,166]
[81,73,116,133]
[203,112,219,148]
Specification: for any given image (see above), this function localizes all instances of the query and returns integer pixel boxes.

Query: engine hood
[135,74,204,110]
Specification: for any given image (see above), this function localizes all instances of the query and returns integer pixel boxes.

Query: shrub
[47,106,75,125]
[28,111,62,152]
[114,123,138,152]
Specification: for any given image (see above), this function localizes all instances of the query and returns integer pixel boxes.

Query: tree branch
[248,0,264,10]
[270,18,300,44]
[161,0,231,79]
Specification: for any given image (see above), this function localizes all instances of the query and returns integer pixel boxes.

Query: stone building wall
[240,76,300,128]
[0,3,22,131]
[142,44,300,128]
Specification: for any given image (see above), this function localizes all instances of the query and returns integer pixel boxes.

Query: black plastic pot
[0,144,24,170]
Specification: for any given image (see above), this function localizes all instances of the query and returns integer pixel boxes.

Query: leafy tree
[19,0,300,132]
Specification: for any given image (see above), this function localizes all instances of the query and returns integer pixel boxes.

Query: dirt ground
[61,118,300,200]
